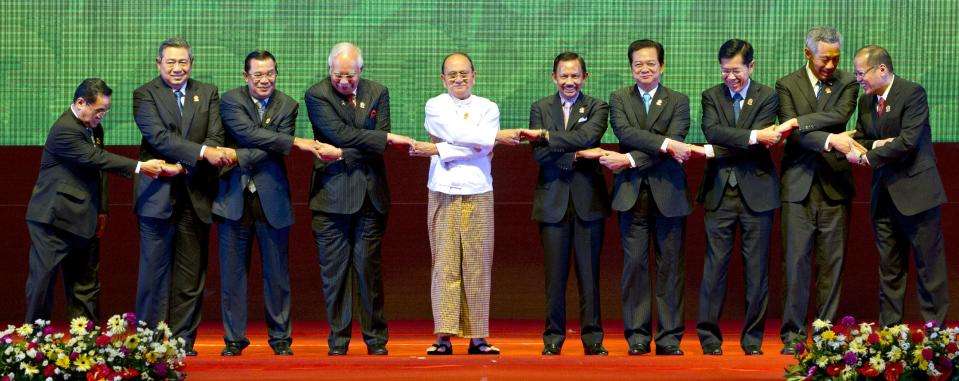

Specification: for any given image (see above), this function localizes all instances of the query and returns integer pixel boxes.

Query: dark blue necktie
[174,90,183,115]
[258,99,267,120]
[816,80,825,99]
[732,93,742,123]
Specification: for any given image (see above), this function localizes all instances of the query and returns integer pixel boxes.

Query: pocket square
[577,117,588,123]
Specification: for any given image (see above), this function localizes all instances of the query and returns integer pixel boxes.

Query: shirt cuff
[626,152,637,168]
[824,134,834,152]
[660,138,671,153]
[135,162,142,174]
[199,145,207,159]
[704,144,715,158]
[749,130,758,145]
[871,141,879,149]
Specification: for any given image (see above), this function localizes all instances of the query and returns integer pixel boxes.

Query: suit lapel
[646,87,666,130]
[180,80,198,137]
[736,83,759,129]
[717,86,735,128]
[879,79,903,137]
[154,80,182,133]
[354,81,369,129]
[566,95,587,130]
[549,94,565,131]
[793,70,819,111]
[626,87,648,129]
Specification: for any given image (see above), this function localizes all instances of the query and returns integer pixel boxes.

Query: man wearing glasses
[25,79,173,324]
[214,50,339,357]
[846,46,949,327]
[304,42,414,356]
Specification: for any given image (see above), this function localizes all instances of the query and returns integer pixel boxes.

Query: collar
[637,84,659,99]
[804,65,826,89]
[69,104,92,130]
[251,95,271,107]
[878,75,895,101]
[449,93,473,106]
[728,79,751,100]
[170,82,187,94]
[558,92,580,106]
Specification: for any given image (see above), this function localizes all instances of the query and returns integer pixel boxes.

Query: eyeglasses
[249,71,277,80]
[854,66,877,79]
[444,71,472,80]
[331,72,358,81]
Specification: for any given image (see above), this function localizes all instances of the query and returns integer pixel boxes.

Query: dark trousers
[312,198,388,349]
[219,191,292,347]
[136,194,210,348]
[540,200,605,348]
[697,184,772,350]
[619,184,686,348]
[25,221,100,323]
[873,188,949,327]
[780,180,848,345]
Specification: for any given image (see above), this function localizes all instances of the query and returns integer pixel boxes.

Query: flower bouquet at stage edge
[0,313,185,380]
[786,316,959,381]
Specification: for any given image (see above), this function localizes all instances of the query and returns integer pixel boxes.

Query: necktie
[815,80,825,99]
[562,101,571,128]
[642,93,652,113]
[174,90,183,114]
[877,97,886,118]
[85,128,96,146]
[732,93,742,123]
[258,99,267,120]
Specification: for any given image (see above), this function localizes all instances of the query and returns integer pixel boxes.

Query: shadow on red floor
[183,320,794,380]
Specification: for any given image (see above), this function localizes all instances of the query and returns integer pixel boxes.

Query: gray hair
[157,37,194,61]
[327,42,364,70]
[805,26,843,53]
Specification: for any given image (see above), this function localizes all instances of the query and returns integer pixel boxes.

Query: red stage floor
[184,320,794,380]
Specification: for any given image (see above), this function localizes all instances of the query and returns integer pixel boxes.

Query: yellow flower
[20,362,39,376]
[812,319,832,331]
[145,351,158,363]
[15,324,34,337]
[74,354,93,372]
[56,353,71,368]
[125,335,141,349]
[107,315,126,335]
[821,330,836,340]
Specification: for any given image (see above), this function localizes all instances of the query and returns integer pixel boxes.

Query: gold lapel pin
[265,117,271,125]
[463,112,470,120]
[825,88,832,94]
[359,101,366,109]
[747,98,754,106]
[656,99,663,106]
[578,107,585,114]
[885,105,891,113]
[193,95,199,102]
[340,101,346,106]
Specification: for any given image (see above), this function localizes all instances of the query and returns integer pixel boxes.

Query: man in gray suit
[133,38,234,356]
[696,39,780,356]
[775,26,859,355]
[214,50,339,357]
[600,40,700,356]
[847,46,948,327]
[305,42,414,356]
[522,51,610,356]
[25,78,171,324]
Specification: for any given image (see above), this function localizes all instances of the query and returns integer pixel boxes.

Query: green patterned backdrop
[2,0,957,145]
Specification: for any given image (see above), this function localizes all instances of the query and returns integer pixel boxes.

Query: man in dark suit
[133,38,234,356]
[696,39,780,356]
[522,52,610,356]
[214,51,340,357]
[599,40,701,356]
[305,42,414,356]
[847,46,948,327]
[25,79,171,324]
[775,26,859,355]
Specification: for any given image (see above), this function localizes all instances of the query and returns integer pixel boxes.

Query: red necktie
[877,97,885,118]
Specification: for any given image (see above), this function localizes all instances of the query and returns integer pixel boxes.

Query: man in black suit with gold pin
[305,42,414,356]
[214,50,341,357]
[25,79,172,324]
[597,40,702,356]
[520,52,610,356]
[133,37,234,356]
[847,45,948,327]
[696,39,780,356]
[774,26,859,355]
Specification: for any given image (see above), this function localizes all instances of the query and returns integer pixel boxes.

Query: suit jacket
[212,86,298,229]
[133,77,222,224]
[26,109,137,239]
[697,80,780,213]
[529,92,610,223]
[609,84,693,218]
[853,76,946,216]
[305,78,390,215]
[777,68,858,203]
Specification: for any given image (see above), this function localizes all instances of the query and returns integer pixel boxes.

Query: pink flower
[922,347,934,361]
[96,334,111,347]
[43,364,57,377]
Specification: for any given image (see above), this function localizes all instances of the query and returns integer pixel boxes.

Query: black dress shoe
[328,346,348,356]
[271,341,293,356]
[584,343,608,356]
[744,346,764,355]
[221,341,250,356]
[779,345,796,355]
[367,345,388,355]
[702,345,723,355]
[628,343,651,355]
[541,344,561,355]
[655,345,684,356]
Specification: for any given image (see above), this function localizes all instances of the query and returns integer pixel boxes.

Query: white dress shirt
[424,93,500,195]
